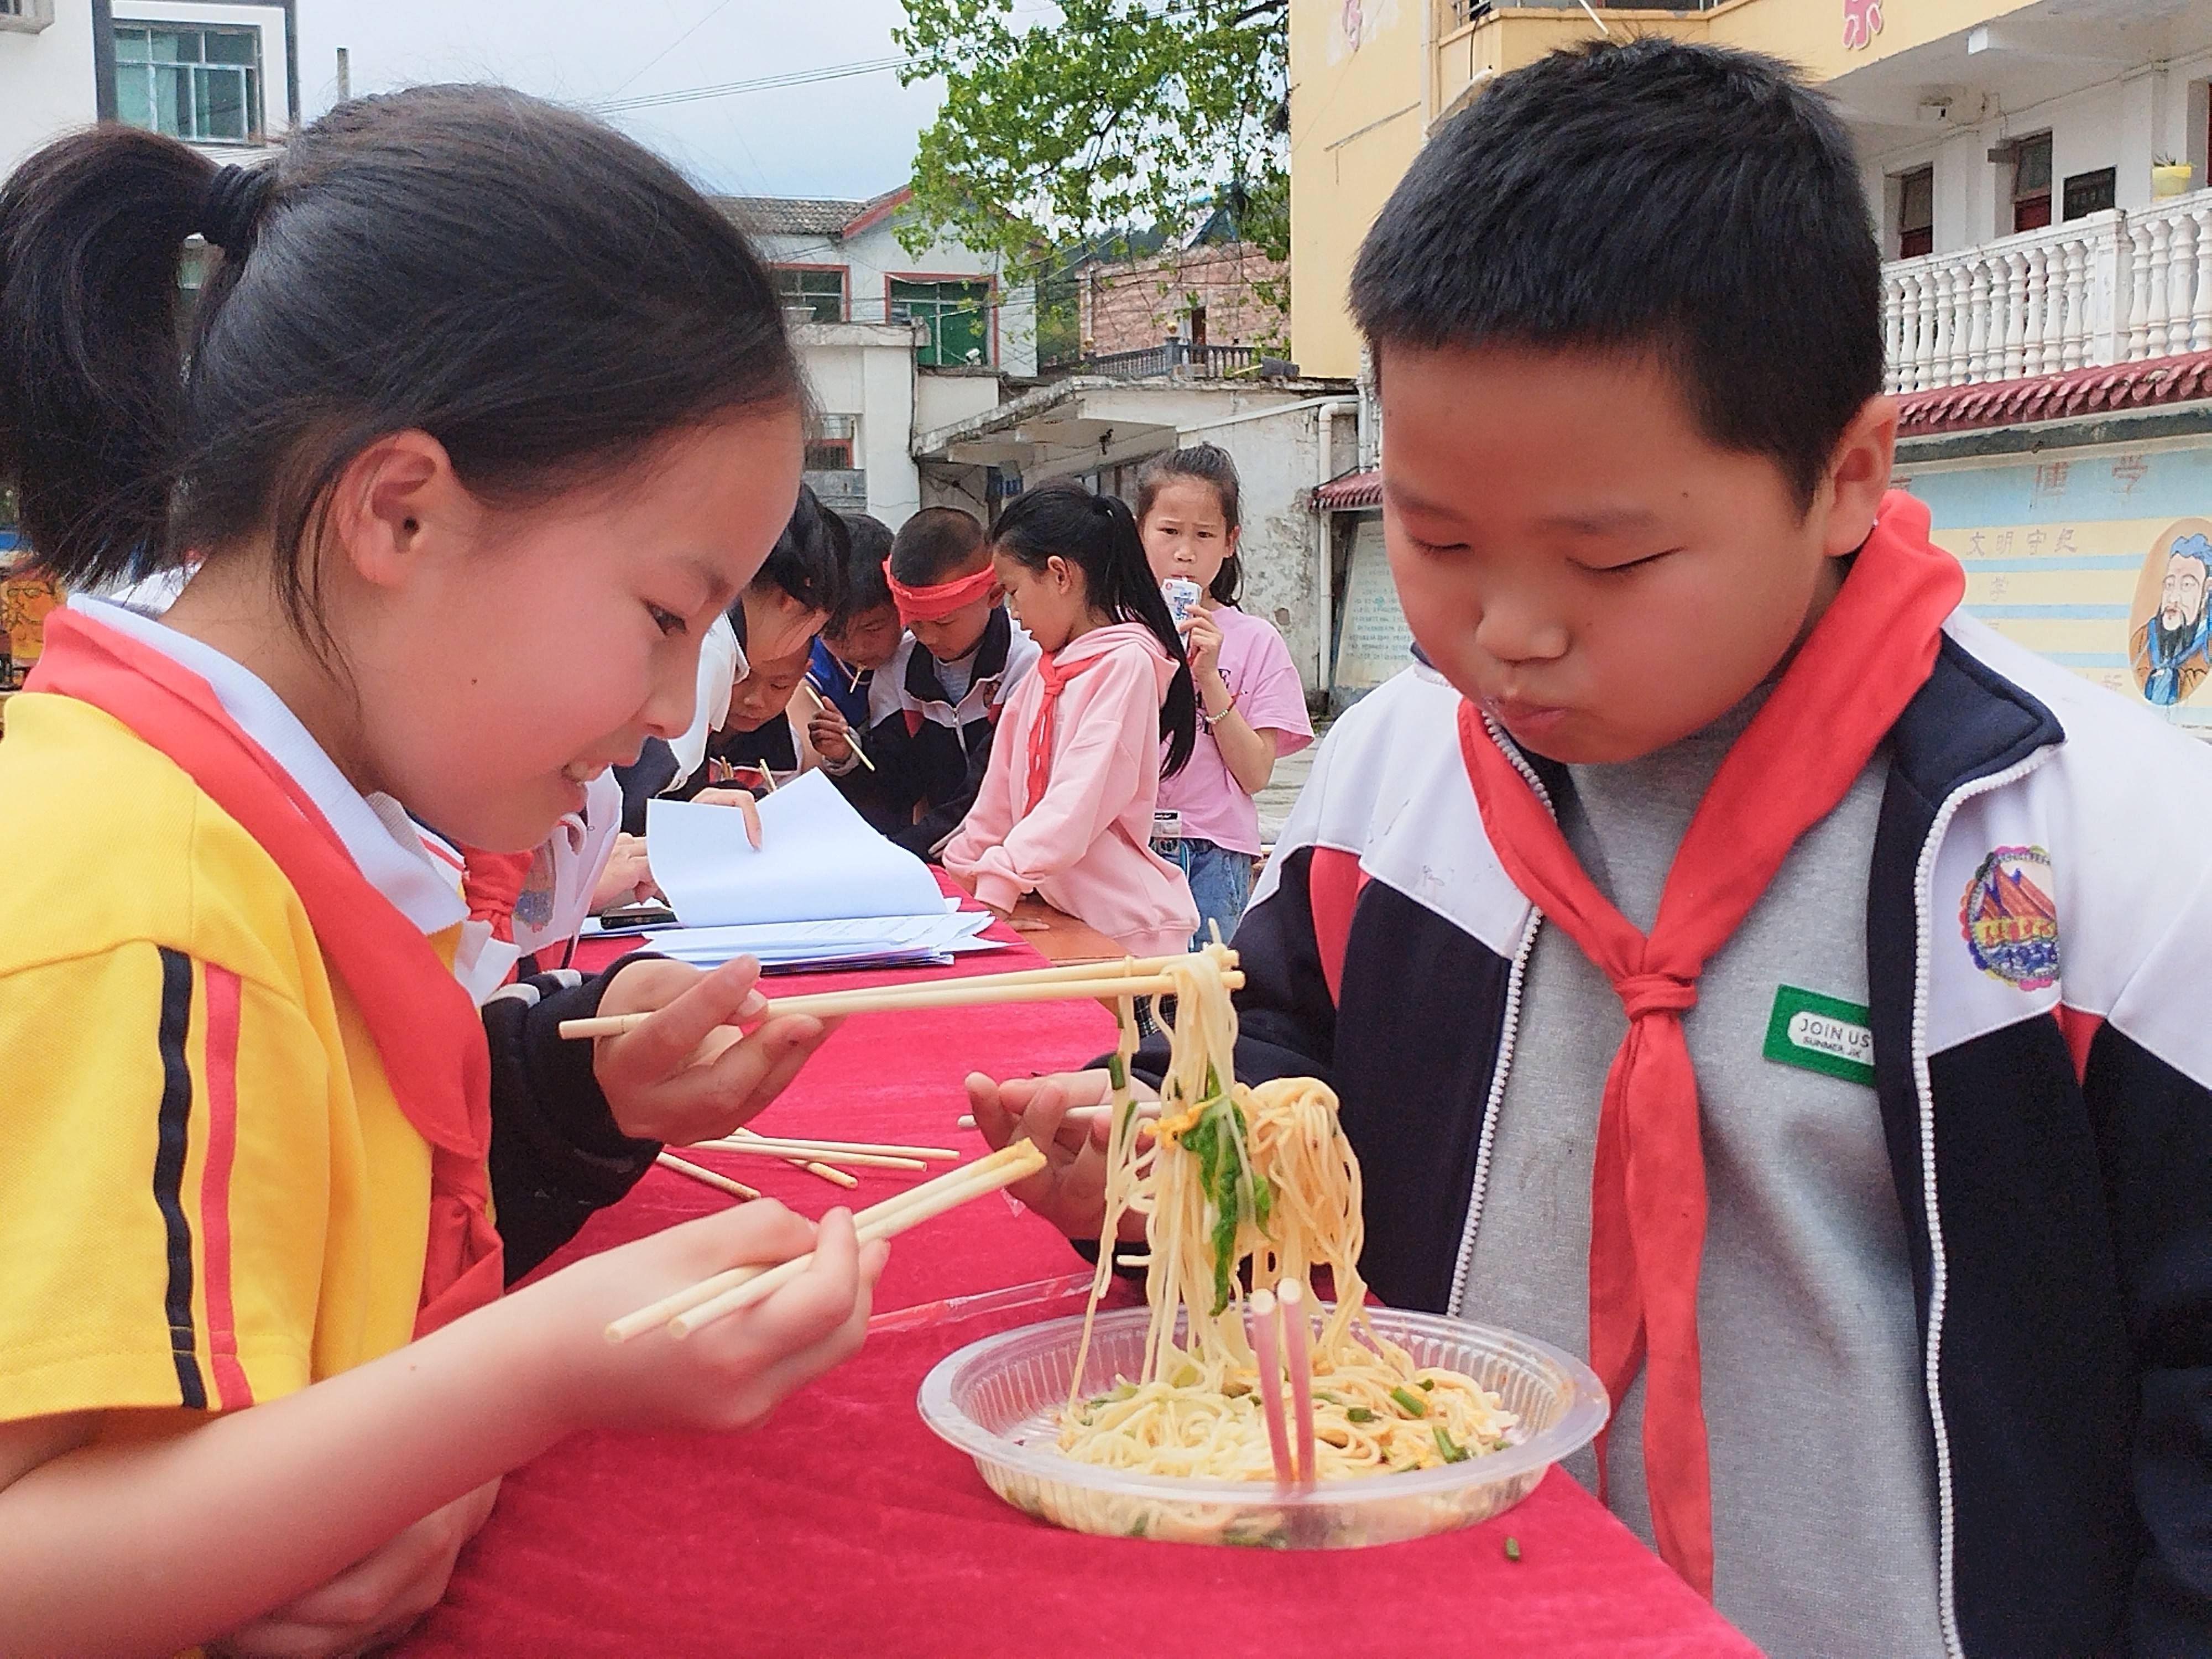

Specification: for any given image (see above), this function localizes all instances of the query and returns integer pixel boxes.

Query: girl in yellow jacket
[0,91,880,1655]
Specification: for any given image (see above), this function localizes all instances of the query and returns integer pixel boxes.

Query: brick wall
[1076,242,1287,357]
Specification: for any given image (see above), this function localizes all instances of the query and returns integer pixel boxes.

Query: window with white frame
[889,278,993,367]
[114,23,264,144]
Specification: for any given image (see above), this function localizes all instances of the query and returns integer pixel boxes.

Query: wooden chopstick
[796,678,875,771]
[668,1144,1046,1338]
[729,1124,857,1189]
[605,1142,1045,1344]
[693,1134,958,1161]
[1278,1279,1317,1488]
[557,966,1240,1040]
[654,1151,760,1202]
[686,1138,926,1172]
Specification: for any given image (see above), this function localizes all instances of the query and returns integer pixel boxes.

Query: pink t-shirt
[1156,605,1313,855]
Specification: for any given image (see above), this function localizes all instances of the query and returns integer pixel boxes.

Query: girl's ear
[1047,554,1076,592]
[325,428,466,591]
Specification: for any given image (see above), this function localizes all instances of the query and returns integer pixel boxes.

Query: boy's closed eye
[1578,547,1686,575]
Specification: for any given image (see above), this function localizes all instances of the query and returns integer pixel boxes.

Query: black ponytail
[990,480,1198,777]
[0,86,802,645]
[0,126,215,586]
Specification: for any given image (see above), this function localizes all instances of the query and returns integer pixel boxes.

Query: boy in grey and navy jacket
[966,38,2212,1659]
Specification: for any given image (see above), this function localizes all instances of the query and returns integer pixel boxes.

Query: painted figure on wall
[2130,525,2212,706]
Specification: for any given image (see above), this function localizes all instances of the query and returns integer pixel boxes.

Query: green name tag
[1762,985,1876,1086]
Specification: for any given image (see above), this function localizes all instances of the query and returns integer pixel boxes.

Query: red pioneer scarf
[30,609,505,1334]
[1025,651,1097,812]
[1455,492,1962,1597]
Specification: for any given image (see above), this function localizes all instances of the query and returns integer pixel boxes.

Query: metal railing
[1884,189,2212,393]
[1061,341,1269,379]
[1445,0,1718,28]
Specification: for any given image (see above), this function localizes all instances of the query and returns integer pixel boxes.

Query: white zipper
[1448,718,1551,1318]
[1910,747,2053,1659]
[1448,908,1540,1316]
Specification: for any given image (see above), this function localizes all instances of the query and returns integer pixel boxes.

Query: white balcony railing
[1883,189,2212,394]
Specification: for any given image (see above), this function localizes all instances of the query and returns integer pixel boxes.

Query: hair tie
[197,164,274,252]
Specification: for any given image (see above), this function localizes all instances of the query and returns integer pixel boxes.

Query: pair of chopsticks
[688,1131,958,1173]
[796,677,875,771]
[607,1140,1047,1343]
[1248,1280,1318,1488]
[556,952,1240,1044]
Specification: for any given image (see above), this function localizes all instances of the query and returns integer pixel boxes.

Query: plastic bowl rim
[916,1303,1610,1510]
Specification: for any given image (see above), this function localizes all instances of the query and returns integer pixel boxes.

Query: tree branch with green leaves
[895,0,1288,283]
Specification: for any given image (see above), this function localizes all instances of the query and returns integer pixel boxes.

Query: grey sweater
[1461,697,1945,1659]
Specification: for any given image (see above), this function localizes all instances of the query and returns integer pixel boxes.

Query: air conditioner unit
[0,0,56,33]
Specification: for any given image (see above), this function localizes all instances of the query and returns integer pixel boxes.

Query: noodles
[1055,946,1518,1481]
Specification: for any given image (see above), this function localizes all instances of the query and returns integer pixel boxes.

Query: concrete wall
[914,367,1001,437]
[0,6,95,176]
[1859,54,2212,257]
[794,322,923,528]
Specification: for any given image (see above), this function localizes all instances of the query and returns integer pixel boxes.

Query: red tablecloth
[399,911,1759,1657]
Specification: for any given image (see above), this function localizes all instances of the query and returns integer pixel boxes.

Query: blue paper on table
[647,909,1005,971]
[647,772,946,927]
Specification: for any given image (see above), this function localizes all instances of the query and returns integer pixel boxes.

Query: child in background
[943,483,1198,954]
[674,638,824,795]
[1137,444,1312,947]
[810,511,899,728]
[0,94,880,1656]
[863,506,1040,855]
[614,487,847,832]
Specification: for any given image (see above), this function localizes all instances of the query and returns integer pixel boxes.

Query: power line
[608,0,740,98]
[596,55,914,115]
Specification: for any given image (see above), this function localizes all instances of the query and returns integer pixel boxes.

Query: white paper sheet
[646,772,947,927]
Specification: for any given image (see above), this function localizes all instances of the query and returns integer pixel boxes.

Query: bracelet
[1202,693,1240,728]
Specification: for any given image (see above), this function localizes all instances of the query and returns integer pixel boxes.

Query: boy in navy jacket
[967,39,2212,1658]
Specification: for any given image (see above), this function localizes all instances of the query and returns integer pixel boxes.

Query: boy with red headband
[853,507,1040,856]
[968,38,2212,1658]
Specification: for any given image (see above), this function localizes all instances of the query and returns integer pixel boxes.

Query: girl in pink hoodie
[943,483,1200,956]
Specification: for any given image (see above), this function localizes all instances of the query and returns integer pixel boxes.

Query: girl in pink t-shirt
[942,482,1201,956]
[1138,445,1315,947]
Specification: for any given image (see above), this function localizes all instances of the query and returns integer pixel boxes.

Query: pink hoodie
[943,620,1198,957]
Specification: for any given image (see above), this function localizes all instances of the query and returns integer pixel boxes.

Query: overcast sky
[292,0,944,201]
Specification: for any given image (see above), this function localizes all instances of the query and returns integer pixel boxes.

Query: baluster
[2002,249,2030,378]
[1884,271,1906,392]
[1913,269,1939,390]
[1948,262,1974,384]
[2167,212,2198,355]
[1966,257,1992,381]
[2194,208,2212,352]
[2150,215,2177,357]
[2127,219,2154,359]
[1933,264,1958,385]
[2060,237,2089,370]
[2028,243,2058,375]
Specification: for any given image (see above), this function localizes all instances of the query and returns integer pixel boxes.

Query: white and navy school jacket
[1147,614,2212,1658]
[844,607,1040,857]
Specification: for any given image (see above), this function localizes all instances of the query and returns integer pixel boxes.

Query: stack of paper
[637,773,1009,972]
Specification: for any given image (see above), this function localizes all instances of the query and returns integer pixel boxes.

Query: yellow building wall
[1290,0,2045,380]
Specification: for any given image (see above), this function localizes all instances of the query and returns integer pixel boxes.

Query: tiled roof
[1898,348,2212,435]
[716,187,907,239]
[1314,468,1380,510]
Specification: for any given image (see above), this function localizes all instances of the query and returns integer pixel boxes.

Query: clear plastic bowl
[917,1305,1608,1549]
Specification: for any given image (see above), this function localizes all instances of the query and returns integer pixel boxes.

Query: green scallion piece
[1345,1406,1376,1423]
[1433,1426,1470,1463]
[1389,1386,1428,1417]
[1504,1536,1522,1562]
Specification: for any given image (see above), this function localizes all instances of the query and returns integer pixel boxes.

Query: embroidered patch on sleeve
[1763,985,1876,1086]
[1960,845,2060,991]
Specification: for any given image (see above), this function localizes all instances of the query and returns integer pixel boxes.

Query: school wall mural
[1898,437,2212,734]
